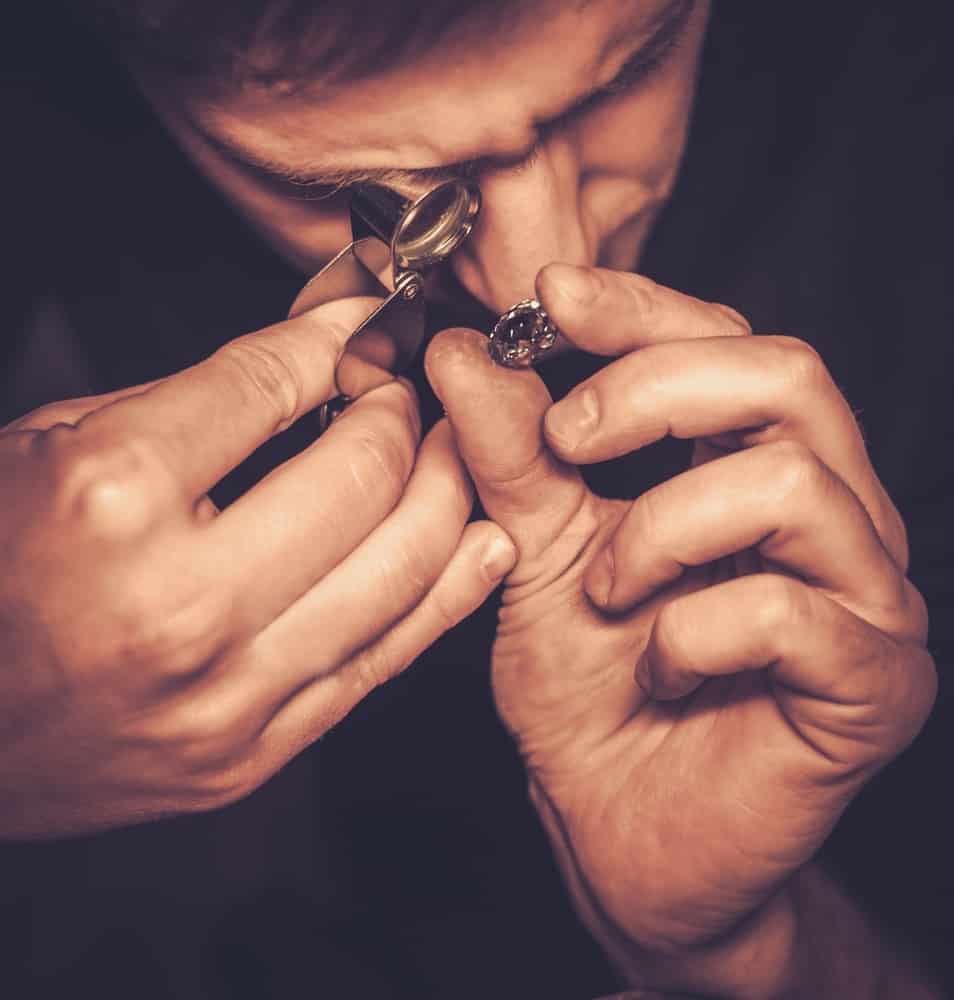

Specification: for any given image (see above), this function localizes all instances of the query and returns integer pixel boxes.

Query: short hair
[79,0,534,97]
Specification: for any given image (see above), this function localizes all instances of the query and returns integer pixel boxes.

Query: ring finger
[587,439,921,642]
[242,418,475,707]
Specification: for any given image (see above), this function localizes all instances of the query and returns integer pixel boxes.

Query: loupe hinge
[314,269,425,434]
[396,270,423,300]
[348,270,425,342]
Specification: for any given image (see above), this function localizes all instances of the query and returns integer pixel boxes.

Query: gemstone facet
[488,298,559,368]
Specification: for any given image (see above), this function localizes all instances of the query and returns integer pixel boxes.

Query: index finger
[536,263,750,355]
[78,296,382,498]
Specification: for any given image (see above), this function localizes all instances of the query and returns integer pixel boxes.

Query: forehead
[187,0,674,174]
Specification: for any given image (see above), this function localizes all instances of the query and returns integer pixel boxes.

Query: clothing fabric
[2,2,952,996]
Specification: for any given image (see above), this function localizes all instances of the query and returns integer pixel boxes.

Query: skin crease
[140,2,938,993]
[146,0,710,315]
[2,0,940,996]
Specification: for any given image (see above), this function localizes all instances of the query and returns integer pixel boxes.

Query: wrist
[529,775,801,998]
[608,885,802,1000]
[606,866,941,999]
[530,776,940,999]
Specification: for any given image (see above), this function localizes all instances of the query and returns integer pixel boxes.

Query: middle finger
[243,417,475,704]
[201,377,421,633]
[544,335,904,567]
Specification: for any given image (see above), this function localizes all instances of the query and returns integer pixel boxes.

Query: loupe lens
[393,180,480,271]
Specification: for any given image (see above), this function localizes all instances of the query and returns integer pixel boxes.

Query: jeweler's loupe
[287,179,481,431]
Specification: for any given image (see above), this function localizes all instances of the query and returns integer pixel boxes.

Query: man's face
[149,0,709,317]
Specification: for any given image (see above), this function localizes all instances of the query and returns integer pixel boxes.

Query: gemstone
[487,298,559,368]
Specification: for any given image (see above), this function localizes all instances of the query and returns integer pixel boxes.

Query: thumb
[424,328,587,564]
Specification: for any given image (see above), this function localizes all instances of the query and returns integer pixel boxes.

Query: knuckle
[11,400,69,430]
[165,694,251,779]
[347,424,415,498]
[398,541,439,595]
[217,336,305,432]
[186,763,256,812]
[67,567,223,680]
[859,642,937,765]
[427,578,465,632]
[118,689,258,811]
[373,539,441,612]
[49,431,171,539]
[354,640,412,693]
[754,573,814,640]
[762,439,829,506]
[771,335,831,393]
[625,274,660,321]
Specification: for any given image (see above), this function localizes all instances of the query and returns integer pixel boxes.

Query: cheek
[572,91,691,254]
[231,188,353,274]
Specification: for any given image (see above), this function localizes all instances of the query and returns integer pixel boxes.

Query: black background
[2,2,953,996]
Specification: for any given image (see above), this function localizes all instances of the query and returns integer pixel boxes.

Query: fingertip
[536,262,602,309]
[293,295,384,354]
[480,529,519,583]
[426,327,491,363]
[425,328,494,395]
[709,302,753,335]
[543,387,600,457]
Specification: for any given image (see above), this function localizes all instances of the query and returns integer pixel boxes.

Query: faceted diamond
[488,299,559,368]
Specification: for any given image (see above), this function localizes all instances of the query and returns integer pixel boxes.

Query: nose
[449,136,593,315]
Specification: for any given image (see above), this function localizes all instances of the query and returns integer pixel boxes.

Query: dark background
[2,2,953,996]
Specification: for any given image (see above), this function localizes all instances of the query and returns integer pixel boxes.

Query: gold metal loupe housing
[287,179,481,430]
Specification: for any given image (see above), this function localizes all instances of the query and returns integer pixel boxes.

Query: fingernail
[586,546,615,607]
[545,263,599,305]
[481,536,518,583]
[712,302,752,334]
[545,387,599,452]
[634,654,653,696]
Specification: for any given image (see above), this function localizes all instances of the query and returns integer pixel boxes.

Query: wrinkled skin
[425,263,935,996]
[0,298,514,838]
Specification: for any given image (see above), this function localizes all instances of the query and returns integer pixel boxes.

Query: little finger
[637,573,936,768]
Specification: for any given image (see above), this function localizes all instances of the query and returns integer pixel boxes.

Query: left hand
[424,264,936,997]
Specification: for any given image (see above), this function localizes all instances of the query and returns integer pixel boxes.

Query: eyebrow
[208,0,696,192]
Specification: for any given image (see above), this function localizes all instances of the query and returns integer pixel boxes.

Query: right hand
[0,298,515,839]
